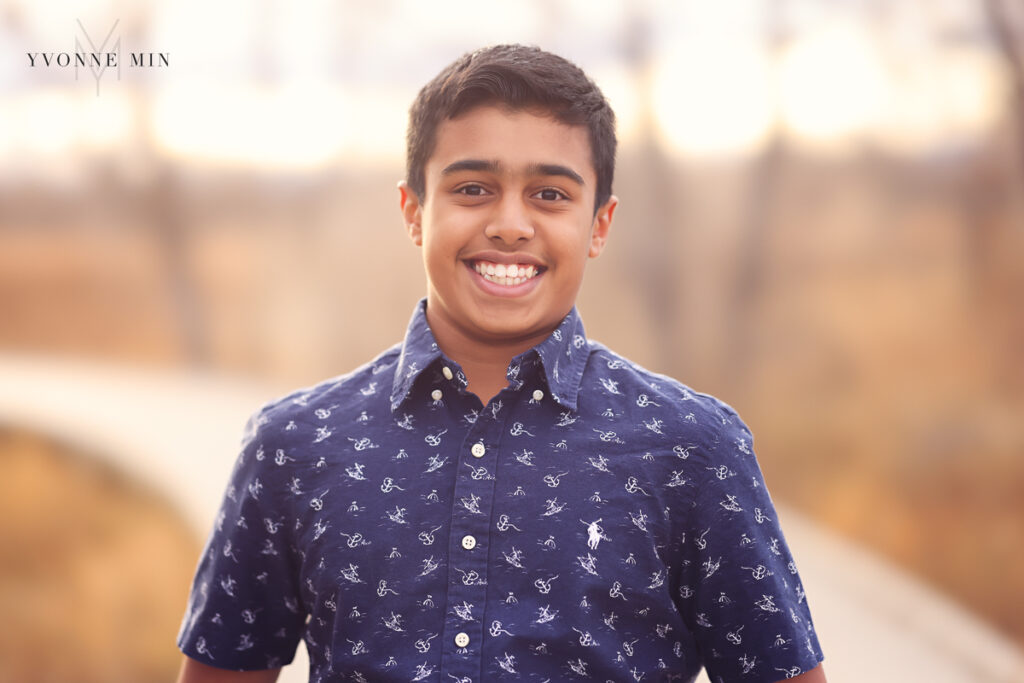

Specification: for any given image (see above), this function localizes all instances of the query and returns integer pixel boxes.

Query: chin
[470,312,546,342]
[476,319,537,341]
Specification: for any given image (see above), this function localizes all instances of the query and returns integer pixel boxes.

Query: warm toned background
[2,1,1023,681]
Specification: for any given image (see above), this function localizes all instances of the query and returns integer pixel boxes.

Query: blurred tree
[123,13,210,367]
[618,1,684,377]
[728,0,791,387]
[982,0,1024,179]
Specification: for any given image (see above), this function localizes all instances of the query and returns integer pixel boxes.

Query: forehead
[426,106,596,185]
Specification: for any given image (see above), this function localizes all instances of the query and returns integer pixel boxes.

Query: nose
[484,195,535,244]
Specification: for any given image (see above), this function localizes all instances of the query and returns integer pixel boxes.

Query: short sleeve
[177,405,307,671]
[677,407,823,682]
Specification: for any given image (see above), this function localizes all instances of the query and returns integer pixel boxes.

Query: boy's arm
[782,663,827,682]
[176,656,281,683]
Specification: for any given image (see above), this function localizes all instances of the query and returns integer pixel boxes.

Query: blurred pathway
[1,353,1022,683]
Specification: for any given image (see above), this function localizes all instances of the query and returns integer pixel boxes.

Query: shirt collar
[390,298,590,412]
[519,304,588,411]
[390,299,445,412]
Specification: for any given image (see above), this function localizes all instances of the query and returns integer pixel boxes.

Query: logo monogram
[75,19,120,95]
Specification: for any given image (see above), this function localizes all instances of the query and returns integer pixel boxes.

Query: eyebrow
[530,163,585,186]
[441,159,585,186]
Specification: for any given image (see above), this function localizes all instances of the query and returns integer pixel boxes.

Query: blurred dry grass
[0,427,199,682]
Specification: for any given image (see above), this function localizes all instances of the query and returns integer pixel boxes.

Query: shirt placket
[439,393,510,682]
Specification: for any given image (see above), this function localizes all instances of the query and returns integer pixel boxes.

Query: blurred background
[2,0,1023,681]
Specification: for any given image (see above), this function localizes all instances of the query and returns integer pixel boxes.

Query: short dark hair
[406,44,617,213]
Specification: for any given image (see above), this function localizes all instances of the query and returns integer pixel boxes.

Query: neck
[424,304,553,405]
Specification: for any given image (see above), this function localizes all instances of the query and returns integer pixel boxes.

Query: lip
[464,260,544,298]
[463,251,545,268]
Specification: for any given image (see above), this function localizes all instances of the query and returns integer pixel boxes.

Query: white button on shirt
[532,389,544,401]
[442,366,454,380]
[471,442,486,458]
[454,632,470,648]
[461,535,476,550]
[431,389,443,401]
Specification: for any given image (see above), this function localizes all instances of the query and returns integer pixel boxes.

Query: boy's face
[400,106,617,349]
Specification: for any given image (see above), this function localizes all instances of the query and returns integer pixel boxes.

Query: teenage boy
[177,44,826,683]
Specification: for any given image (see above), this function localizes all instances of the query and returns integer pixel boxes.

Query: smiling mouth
[470,260,544,287]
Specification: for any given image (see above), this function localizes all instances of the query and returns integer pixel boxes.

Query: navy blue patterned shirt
[178,299,823,682]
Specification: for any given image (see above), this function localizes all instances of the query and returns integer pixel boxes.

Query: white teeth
[472,260,541,287]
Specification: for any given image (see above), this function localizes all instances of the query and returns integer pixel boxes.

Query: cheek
[559,231,596,264]
[420,227,461,277]
[422,210,475,255]
[422,228,450,254]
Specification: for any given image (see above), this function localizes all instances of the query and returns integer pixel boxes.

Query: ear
[398,181,423,246]
[588,195,618,258]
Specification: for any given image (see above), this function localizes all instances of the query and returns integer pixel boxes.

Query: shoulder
[584,341,745,427]
[583,341,753,454]
[246,342,402,449]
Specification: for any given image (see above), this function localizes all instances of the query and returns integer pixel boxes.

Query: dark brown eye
[536,188,567,201]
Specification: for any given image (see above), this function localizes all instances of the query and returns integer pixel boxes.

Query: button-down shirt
[178,299,823,682]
